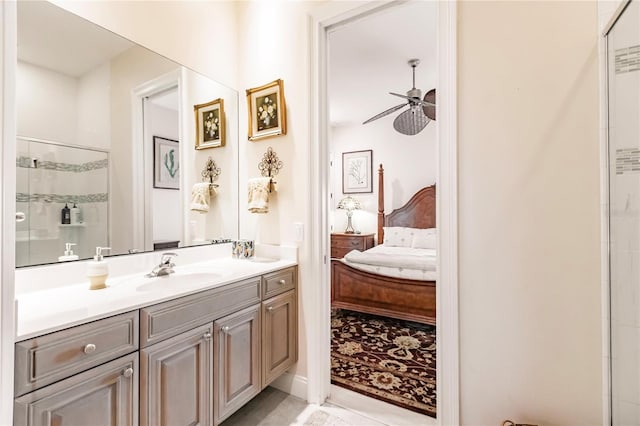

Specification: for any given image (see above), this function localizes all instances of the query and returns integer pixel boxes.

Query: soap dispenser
[70,203,81,224]
[61,203,71,224]
[87,246,110,290]
[58,243,79,262]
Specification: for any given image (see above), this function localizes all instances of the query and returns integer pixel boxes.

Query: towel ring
[258,147,282,192]
[202,157,221,191]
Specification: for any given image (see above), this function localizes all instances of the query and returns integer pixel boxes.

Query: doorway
[308,1,458,424]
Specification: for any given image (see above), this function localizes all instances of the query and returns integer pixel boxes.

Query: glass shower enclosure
[607,0,640,423]
[16,137,109,267]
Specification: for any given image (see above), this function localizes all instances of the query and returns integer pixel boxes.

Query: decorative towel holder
[201,157,221,192]
[258,147,283,192]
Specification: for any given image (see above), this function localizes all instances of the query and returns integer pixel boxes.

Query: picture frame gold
[194,98,225,149]
[246,79,287,141]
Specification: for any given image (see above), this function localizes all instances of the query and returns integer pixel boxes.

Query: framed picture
[342,150,373,194]
[194,98,225,149]
[246,79,287,141]
[154,136,180,189]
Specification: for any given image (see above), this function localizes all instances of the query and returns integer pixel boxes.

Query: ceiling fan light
[393,107,429,135]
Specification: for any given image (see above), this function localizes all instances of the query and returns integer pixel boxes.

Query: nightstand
[330,233,375,259]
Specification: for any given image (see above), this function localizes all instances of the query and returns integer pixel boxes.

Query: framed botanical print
[154,136,180,189]
[342,150,373,194]
[246,79,287,141]
[194,98,225,149]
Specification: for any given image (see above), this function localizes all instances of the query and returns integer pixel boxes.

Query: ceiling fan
[363,59,436,136]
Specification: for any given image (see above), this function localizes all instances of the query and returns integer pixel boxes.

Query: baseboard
[269,371,308,401]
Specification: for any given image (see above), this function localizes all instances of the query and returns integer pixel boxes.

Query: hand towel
[248,177,271,213]
[190,182,211,213]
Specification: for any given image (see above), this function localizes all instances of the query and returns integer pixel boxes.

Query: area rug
[330,309,436,418]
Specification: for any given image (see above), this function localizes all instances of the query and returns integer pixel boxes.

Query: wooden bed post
[377,164,384,245]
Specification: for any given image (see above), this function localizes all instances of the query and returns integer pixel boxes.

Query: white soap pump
[87,246,110,290]
[58,243,79,262]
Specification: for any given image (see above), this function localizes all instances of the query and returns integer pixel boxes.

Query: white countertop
[16,256,297,342]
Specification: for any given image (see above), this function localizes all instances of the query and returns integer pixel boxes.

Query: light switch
[294,222,304,242]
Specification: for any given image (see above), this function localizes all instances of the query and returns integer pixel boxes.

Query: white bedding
[342,244,437,281]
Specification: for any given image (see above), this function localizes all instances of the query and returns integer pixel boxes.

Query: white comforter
[342,245,437,281]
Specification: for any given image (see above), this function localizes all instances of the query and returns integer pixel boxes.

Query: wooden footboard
[331,260,436,325]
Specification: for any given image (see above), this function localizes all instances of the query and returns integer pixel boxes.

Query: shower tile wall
[608,2,640,424]
[16,138,108,266]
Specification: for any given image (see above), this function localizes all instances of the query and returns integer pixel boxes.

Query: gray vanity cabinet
[140,323,213,426]
[213,304,261,425]
[262,289,298,387]
[13,352,138,426]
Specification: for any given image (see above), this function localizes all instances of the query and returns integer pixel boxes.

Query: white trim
[307,1,459,423]
[0,1,16,423]
[131,70,182,252]
[269,371,308,401]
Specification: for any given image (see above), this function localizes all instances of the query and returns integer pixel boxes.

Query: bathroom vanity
[12,260,297,426]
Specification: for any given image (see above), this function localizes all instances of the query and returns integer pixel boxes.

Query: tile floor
[221,386,435,426]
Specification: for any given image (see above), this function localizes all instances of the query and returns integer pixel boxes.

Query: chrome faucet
[146,252,178,277]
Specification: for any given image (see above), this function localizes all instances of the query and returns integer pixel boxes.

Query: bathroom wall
[457,1,601,424]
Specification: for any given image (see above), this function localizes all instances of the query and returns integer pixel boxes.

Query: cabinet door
[13,353,138,426]
[214,304,261,425]
[262,290,298,387]
[140,323,213,426]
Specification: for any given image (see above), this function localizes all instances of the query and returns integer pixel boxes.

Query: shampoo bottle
[70,203,81,224]
[58,242,79,262]
[61,203,71,224]
[87,246,110,290]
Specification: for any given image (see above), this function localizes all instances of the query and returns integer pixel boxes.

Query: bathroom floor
[221,386,434,426]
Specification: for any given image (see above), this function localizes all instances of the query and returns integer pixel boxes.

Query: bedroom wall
[457,1,601,424]
[329,122,436,236]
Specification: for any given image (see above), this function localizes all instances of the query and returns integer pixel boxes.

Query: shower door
[608,1,640,423]
[15,137,109,266]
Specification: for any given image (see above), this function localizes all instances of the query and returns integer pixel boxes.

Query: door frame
[0,1,16,424]
[307,1,459,423]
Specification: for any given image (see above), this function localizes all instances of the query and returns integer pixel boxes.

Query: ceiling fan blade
[389,92,436,107]
[423,88,436,121]
[393,106,430,135]
[362,103,407,125]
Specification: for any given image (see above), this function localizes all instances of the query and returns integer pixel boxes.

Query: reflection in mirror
[15,1,239,267]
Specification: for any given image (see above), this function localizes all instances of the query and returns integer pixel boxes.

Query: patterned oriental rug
[330,309,436,418]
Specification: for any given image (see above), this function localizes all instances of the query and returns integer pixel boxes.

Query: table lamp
[337,196,362,234]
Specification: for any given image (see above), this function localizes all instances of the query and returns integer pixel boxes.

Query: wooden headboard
[377,164,436,245]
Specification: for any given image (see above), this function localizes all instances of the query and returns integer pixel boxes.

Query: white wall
[147,102,181,244]
[16,61,77,143]
[329,121,436,235]
[458,1,601,424]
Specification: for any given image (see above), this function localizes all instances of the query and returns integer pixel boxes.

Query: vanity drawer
[14,310,139,397]
[262,267,297,299]
[140,276,261,347]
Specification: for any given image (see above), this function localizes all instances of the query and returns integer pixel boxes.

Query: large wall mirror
[15,1,239,267]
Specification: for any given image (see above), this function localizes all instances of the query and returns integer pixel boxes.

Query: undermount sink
[135,271,226,292]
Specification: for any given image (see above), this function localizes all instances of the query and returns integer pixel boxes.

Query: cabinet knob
[267,306,274,312]
[278,279,286,285]
[222,326,230,334]
[204,331,212,340]
[122,367,134,378]
[83,344,96,354]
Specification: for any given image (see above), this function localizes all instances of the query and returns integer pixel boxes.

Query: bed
[331,164,436,325]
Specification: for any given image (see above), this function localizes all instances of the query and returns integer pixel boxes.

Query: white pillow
[382,226,415,247]
[411,228,436,249]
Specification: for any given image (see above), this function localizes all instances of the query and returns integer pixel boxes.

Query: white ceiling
[17,1,133,77]
[148,88,179,111]
[328,1,437,126]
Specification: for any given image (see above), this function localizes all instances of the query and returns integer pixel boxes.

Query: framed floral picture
[194,98,225,149]
[154,136,180,190]
[246,79,287,141]
[342,150,373,194]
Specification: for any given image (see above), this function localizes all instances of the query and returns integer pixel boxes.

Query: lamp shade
[337,196,362,211]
